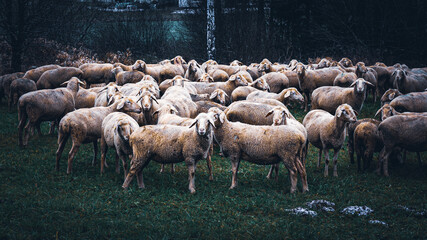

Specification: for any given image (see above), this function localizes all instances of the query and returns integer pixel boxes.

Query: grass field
[0,97,426,239]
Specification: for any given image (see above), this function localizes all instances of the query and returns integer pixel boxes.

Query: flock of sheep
[0,56,426,194]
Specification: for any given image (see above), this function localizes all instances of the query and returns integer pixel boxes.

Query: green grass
[0,96,426,239]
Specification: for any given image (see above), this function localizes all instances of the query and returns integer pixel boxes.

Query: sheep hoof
[209,176,214,181]
[333,173,338,177]
[189,188,196,194]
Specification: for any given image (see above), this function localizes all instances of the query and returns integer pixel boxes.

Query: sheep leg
[18,112,27,147]
[160,164,165,173]
[376,148,385,175]
[363,150,373,171]
[100,138,108,174]
[186,158,197,194]
[323,148,329,177]
[23,120,32,146]
[55,133,69,171]
[207,144,213,181]
[170,164,175,174]
[303,92,309,112]
[417,152,422,166]
[295,157,309,193]
[119,152,129,180]
[90,141,97,166]
[317,149,322,168]
[36,122,42,136]
[348,139,355,164]
[332,149,340,177]
[136,169,145,189]
[356,150,362,172]
[229,157,240,189]
[115,152,120,174]
[48,121,56,135]
[282,158,298,193]
[266,165,274,179]
[67,142,81,174]
[274,164,279,182]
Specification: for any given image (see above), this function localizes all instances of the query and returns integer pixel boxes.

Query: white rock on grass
[397,205,426,216]
[369,220,388,226]
[285,207,317,217]
[306,200,335,212]
[341,206,373,216]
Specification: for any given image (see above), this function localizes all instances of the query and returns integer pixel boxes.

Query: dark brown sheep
[37,67,83,89]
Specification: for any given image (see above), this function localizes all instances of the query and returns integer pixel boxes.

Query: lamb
[184,60,204,81]
[347,118,381,165]
[8,78,37,109]
[17,77,84,146]
[295,63,343,111]
[208,108,308,193]
[311,78,373,114]
[378,114,427,176]
[111,67,145,86]
[333,72,357,87]
[122,112,215,193]
[100,112,140,179]
[55,97,142,174]
[380,89,403,106]
[256,72,289,93]
[303,104,357,176]
[391,68,427,93]
[36,67,83,89]
[231,78,270,101]
[23,64,60,82]
[225,101,295,126]
[247,87,304,107]
[79,63,115,84]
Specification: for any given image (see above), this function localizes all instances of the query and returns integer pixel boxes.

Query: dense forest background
[0,0,426,74]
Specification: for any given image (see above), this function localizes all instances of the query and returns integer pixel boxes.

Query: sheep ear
[108,96,115,105]
[284,91,291,98]
[337,109,343,118]
[350,81,356,87]
[208,118,216,129]
[388,92,395,100]
[353,110,359,116]
[265,109,274,117]
[189,119,198,128]
[210,91,218,100]
[152,110,159,117]
[116,100,125,110]
[60,80,70,87]
[365,80,375,87]
[374,108,382,119]
[150,95,159,104]
[171,106,178,114]
[219,112,226,123]
[99,87,108,92]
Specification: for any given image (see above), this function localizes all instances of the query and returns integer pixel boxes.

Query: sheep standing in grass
[303,104,357,177]
[8,78,37,109]
[122,113,215,193]
[353,120,383,172]
[17,78,83,147]
[208,107,308,193]
[311,78,373,114]
[100,112,140,179]
[55,97,142,174]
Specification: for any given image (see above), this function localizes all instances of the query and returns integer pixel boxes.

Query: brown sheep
[159,58,186,83]
[140,61,163,83]
[113,60,145,71]
[247,87,304,107]
[36,67,83,89]
[225,101,295,125]
[254,72,289,93]
[347,118,381,165]
[295,63,342,111]
[353,120,383,172]
[303,104,357,177]
[231,78,270,101]
[380,89,403,106]
[184,60,204,81]
[378,115,427,176]
[230,60,244,66]
[18,77,84,146]
[278,69,300,88]
[197,73,214,83]
[247,63,264,80]
[311,78,373,114]
[355,62,378,101]
[333,72,357,87]
[23,65,60,82]
[338,58,353,67]
[208,108,308,194]
[55,97,142,174]
[384,91,427,113]
[0,72,25,103]
[8,78,37,109]
[75,87,97,109]
[185,73,249,97]
[111,67,145,86]
[207,68,229,82]
[79,63,115,84]
[391,68,427,94]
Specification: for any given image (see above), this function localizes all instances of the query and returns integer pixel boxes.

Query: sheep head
[188,60,200,73]
[266,106,289,126]
[391,69,406,90]
[295,63,306,78]
[172,76,185,87]
[356,62,367,76]
[229,74,248,87]
[210,89,228,105]
[250,78,270,92]
[230,60,243,66]
[138,91,158,112]
[283,88,304,105]
[152,104,178,117]
[339,58,353,67]
[171,56,186,65]
[132,60,144,71]
[111,66,123,76]
[374,104,398,121]
[317,58,331,69]
[116,97,142,113]
[350,78,374,94]
[117,121,133,142]
[208,107,226,126]
[380,89,401,105]
[189,113,216,137]
[139,61,147,73]
[198,73,214,83]
[335,104,357,122]
[63,77,85,93]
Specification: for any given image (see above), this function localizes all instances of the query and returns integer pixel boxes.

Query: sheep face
[139,92,158,111]
[295,63,305,77]
[339,58,353,67]
[188,60,199,73]
[257,62,270,73]
[286,88,304,105]
[111,67,123,76]
[132,60,144,71]
[171,56,186,65]
[117,97,141,113]
[229,74,249,87]
[288,59,298,68]
[391,69,406,89]
[251,78,270,91]
[210,89,228,105]
[336,104,357,122]
[190,113,215,136]
[208,107,225,126]
[117,122,133,142]
[317,59,331,69]
[266,107,288,126]
[230,60,243,66]
[172,76,185,86]
[375,104,398,121]
[356,62,367,74]
[350,79,370,94]
[380,89,400,105]
[199,73,214,83]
